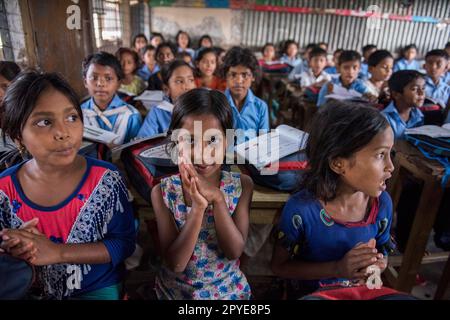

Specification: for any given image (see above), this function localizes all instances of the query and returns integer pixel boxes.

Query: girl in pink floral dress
[151,88,253,300]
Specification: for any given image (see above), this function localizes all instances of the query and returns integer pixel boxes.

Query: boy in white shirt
[299,47,331,88]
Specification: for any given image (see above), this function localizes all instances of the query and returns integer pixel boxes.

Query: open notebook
[405,124,450,138]
[235,125,309,170]
[83,125,119,145]
[134,90,165,111]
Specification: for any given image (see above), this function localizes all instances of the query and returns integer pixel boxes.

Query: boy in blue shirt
[81,52,142,146]
[423,49,450,110]
[137,45,160,82]
[381,70,425,139]
[360,44,377,79]
[317,50,370,107]
[222,46,269,142]
[394,44,421,72]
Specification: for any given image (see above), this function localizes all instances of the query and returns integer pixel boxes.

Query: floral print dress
[155,171,251,300]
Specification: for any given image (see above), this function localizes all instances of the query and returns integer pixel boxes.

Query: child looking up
[194,48,226,91]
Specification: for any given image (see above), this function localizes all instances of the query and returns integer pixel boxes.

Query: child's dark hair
[283,40,298,54]
[140,44,156,57]
[115,47,140,73]
[198,35,213,48]
[262,42,275,55]
[446,42,450,49]
[82,51,124,80]
[1,70,82,142]
[401,44,417,58]
[150,32,165,42]
[221,46,259,80]
[425,49,449,61]
[195,48,218,64]
[338,50,362,65]
[334,48,344,56]
[301,100,389,202]
[132,33,147,48]
[309,47,327,59]
[362,44,377,55]
[177,51,193,62]
[368,50,394,67]
[168,88,233,134]
[161,60,195,86]
[388,70,425,94]
[0,61,21,81]
[155,42,178,60]
[305,43,317,51]
[176,30,191,48]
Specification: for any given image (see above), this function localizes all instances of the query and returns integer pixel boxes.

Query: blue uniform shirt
[393,58,421,72]
[424,76,450,108]
[137,64,160,82]
[280,54,303,68]
[381,101,424,139]
[317,76,369,107]
[137,99,172,138]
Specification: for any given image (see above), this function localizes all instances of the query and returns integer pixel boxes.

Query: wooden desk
[387,140,450,293]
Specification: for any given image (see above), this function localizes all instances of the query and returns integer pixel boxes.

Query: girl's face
[0,75,11,101]
[151,36,163,48]
[165,65,196,101]
[178,114,226,178]
[134,37,147,52]
[157,47,175,65]
[201,38,212,48]
[369,57,394,82]
[286,44,298,58]
[263,45,275,60]
[178,33,190,49]
[143,49,156,67]
[120,52,137,76]
[404,48,417,61]
[335,127,394,198]
[20,88,83,168]
[198,52,217,77]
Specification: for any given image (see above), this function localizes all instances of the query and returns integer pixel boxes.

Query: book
[405,124,450,138]
[235,125,309,170]
[110,132,168,153]
[325,84,367,102]
[134,90,165,111]
[83,125,120,145]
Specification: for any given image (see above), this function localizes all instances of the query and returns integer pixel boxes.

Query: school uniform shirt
[444,72,450,85]
[363,79,381,97]
[0,157,136,299]
[299,69,331,88]
[137,97,173,138]
[276,189,394,291]
[393,58,421,72]
[424,76,450,108]
[81,94,142,144]
[316,76,369,107]
[359,62,370,79]
[137,64,160,82]
[288,60,309,81]
[324,66,338,75]
[225,88,269,143]
[381,101,424,140]
[280,54,303,68]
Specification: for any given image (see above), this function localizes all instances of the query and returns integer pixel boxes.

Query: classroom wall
[3,0,27,65]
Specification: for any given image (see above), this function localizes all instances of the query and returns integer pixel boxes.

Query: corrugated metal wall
[241,0,450,56]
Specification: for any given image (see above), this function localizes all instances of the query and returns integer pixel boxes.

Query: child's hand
[189,177,208,212]
[336,240,380,280]
[183,163,222,204]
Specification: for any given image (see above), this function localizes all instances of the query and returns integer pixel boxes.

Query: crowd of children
[0,28,449,301]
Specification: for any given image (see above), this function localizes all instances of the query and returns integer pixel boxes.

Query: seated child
[151,88,253,300]
[132,33,148,54]
[137,60,196,138]
[116,47,146,96]
[147,42,177,91]
[364,50,394,102]
[360,44,377,79]
[0,70,135,300]
[423,49,450,109]
[324,48,343,75]
[258,43,276,66]
[317,50,369,107]
[150,32,164,48]
[137,45,160,81]
[194,34,213,60]
[271,100,412,299]
[394,44,421,72]
[194,48,226,91]
[381,70,425,139]
[176,30,195,58]
[280,40,302,68]
[221,46,269,142]
[298,46,331,88]
[81,52,142,146]
[288,43,316,81]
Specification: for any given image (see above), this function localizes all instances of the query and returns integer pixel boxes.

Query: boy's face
[157,47,175,66]
[369,57,393,82]
[84,63,120,110]
[404,48,417,61]
[338,60,360,85]
[424,56,448,81]
[226,65,255,100]
[286,44,298,58]
[393,77,426,108]
[143,49,156,67]
[120,52,136,76]
[309,55,328,75]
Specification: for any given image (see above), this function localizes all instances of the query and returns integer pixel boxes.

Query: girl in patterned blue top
[151,88,253,300]
[271,100,413,300]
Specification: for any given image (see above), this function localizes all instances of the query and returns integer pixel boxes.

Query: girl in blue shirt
[271,101,413,299]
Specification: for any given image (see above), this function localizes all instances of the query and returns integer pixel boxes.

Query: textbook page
[325,84,364,101]
[111,132,167,153]
[83,125,119,144]
[405,125,450,138]
[139,143,172,160]
[236,125,309,170]
[135,90,165,111]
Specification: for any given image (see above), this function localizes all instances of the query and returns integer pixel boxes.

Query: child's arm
[211,174,253,260]
[151,179,208,273]
[125,111,143,143]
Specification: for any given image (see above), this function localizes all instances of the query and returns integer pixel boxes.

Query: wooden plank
[389,252,450,267]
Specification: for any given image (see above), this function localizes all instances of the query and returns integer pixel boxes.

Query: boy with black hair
[298,47,331,88]
[360,44,378,79]
[423,49,450,109]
